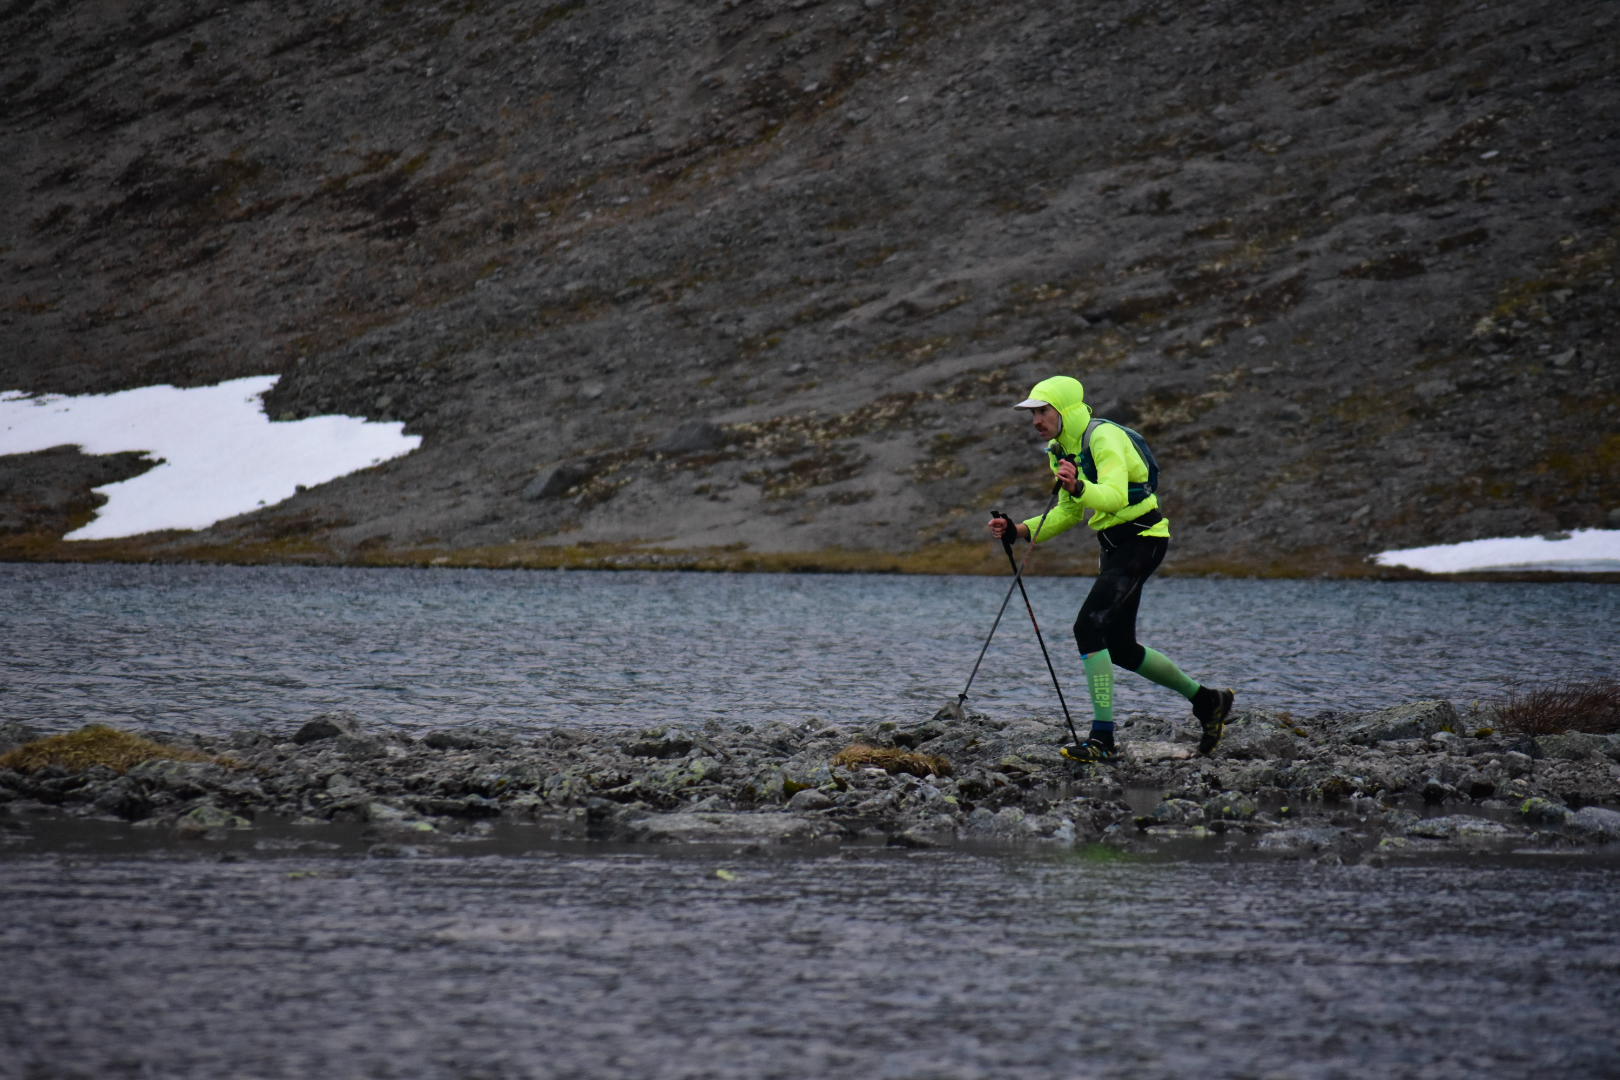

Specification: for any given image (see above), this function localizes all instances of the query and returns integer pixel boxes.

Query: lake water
[4,562,1620,1079]
[3,562,1616,738]
[3,845,1618,1079]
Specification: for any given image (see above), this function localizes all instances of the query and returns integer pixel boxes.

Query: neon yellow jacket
[1018,376,1171,542]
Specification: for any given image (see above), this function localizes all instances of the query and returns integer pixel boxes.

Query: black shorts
[1073,516,1167,668]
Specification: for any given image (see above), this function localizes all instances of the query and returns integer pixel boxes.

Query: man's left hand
[1056,459,1079,493]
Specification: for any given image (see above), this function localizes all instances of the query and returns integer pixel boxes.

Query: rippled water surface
[4,562,1616,736]
[7,563,1620,1079]
[4,847,1619,1079]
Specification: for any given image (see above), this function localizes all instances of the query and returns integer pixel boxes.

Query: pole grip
[990,510,1015,552]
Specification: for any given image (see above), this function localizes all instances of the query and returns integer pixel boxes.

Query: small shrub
[832,744,953,778]
[1493,678,1620,736]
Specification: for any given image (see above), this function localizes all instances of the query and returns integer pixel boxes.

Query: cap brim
[1011,398,1048,409]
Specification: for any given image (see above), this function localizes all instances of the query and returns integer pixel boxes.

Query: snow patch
[0,376,421,540]
[1375,529,1620,574]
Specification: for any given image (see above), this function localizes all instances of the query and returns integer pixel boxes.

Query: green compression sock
[1135,647,1201,701]
[1083,650,1115,732]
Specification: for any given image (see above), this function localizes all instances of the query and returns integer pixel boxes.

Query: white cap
[1012,397,1048,409]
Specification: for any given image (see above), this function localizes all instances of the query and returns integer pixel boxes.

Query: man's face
[1028,404,1062,441]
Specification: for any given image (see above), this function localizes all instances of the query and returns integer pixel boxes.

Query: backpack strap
[1079,418,1157,505]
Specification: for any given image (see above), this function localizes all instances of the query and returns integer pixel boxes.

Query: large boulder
[523,463,588,500]
[1567,806,1620,843]
[650,421,726,455]
[292,711,363,745]
[1533,733,1620,761]
[1218,715,1307,759]
[1341,701,1458,746]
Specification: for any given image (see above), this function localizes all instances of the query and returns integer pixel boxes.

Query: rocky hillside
[3,0,1617,576]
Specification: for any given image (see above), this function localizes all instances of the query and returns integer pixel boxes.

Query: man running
[987,375,1234,761]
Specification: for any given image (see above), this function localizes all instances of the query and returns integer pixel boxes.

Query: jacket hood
[1025,376,1092,453]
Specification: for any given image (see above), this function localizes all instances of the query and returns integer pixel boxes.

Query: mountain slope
[3,0,1617,575]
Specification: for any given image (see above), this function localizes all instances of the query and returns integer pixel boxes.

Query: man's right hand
[987,516,1025,542]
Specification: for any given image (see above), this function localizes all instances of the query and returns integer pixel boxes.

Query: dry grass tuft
[0,724,231,775]
[832,744,953,778]
[1493,678,1620,736]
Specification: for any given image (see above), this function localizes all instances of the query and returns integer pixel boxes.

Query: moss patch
[0,724,231,775]
[832,744,953,778]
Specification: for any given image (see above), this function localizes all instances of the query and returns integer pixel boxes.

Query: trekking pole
[990,511,1082,746]
[950,482,1074,735]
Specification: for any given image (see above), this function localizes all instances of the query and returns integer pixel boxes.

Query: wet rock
[633,756,727,802]
[35,771,95,804]
[367,843,423,858]
[1519,797,1572,826]
[894,815,958,848]
[174,801,251,837]
[887,720,945,749]
[1567,806,1620,843]
[422,730,499,751]
[1341,701,1459,746]
[1219,716,1306,760]
[623,725,700,759]
[334,734,393,760]
[1129,741,1194,762]
[541,771,594,806]
[324,772,367,800]
[1499,751,1535,777]
[364,801,412,825]
[1405,815,1516,843]
[1203,791,1258,822]
[88,777,154,821]
[1256,826,1352,856]
[1421,778,1460,805]
[1457,771,1497,801]
[293,712,364,745]
[1147,798,1205,826]
[0,721,42,757]
[741,764,793,804]
[627,811,840,845]
[964,806,1039,839]
[0,769,29,800]
[1533,733,1618,762]
[7,702,1619,857]
[412,795,501,819]
[786,788,833,812]
[127,758,227,799]
[995,753,1042,778]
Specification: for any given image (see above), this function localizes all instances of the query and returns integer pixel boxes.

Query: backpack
[1072,418,1160,505]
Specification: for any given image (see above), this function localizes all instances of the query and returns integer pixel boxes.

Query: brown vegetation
[831,744,953,778]
[0,724,232,775]
[1493,678,1620,737]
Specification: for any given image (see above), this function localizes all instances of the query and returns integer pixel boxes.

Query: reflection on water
[2,847,1618,1079]
[3,562,1616,736]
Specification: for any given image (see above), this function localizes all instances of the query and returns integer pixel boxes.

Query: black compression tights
[1072,534,1168,670]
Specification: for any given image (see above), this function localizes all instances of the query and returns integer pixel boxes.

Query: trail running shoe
[1194,687,1235,755]
[1061,739,1117,764]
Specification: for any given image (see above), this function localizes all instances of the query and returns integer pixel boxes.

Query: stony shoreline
[3,702,1619,863]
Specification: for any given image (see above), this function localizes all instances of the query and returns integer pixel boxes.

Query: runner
[988,375,1234,761]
